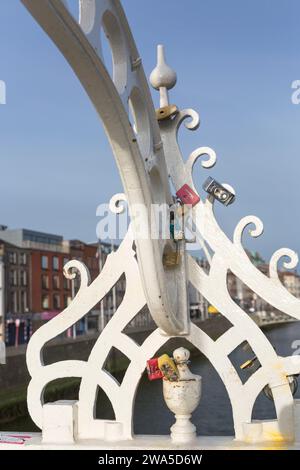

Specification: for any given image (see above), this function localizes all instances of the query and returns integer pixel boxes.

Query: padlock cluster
[146,354,179,382]
[162,177,236,271]
[175,178,235,208]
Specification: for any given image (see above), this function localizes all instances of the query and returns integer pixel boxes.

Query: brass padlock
[156,104,178,121]
[163,244,181,268]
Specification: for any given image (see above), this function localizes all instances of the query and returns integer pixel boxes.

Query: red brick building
[30,249,72,313]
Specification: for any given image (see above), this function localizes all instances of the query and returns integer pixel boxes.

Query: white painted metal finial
[150,45,177,107]
[163,348,201,443]
[173,346,190,364]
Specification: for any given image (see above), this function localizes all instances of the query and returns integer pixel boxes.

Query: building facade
[0,226,127,345]
[280,271,300,298]
[0,238,31,346]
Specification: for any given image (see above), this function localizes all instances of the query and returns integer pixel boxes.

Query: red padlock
[176,184,200,207]
[146,357,164,381]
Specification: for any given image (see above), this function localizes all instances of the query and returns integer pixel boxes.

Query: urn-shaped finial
[163,348,201,443]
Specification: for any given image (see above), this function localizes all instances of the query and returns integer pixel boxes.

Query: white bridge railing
[2,0,299,448]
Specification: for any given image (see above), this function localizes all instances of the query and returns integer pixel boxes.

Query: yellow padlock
[158,354,179,381]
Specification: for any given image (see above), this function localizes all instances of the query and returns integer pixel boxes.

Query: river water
[4,322,300,436]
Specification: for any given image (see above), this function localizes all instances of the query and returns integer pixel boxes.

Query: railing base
[0,432,299,450]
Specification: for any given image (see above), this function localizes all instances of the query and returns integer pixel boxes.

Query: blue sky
[0,0,299,261]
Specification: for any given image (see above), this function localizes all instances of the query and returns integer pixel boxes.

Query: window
[10,291,18,313]
[53,275,60,290]
[9,252,17,264]
[20,253,27,265]
[21,291,27,312]
[9,270,18,287]
[20,271,27,286]
[52,256,59,271]
[63,277,71,290]
[41,255,48,270]
[63,257,69,267]
[42,294,49,309]
[64,295,71,308]
[53,294,60,310]
[42,275,49,289]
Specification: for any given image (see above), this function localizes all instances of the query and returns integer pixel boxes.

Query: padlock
[170,202,185,241]
[156,104,178,121]
[170,210,175,240]
[163,244,181,268]
[146,357,164,381]
[158,354,179,382]
[163,251,180,268]
[173,209,185,241]
[176,184,200,207]
[202,177,235,206]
